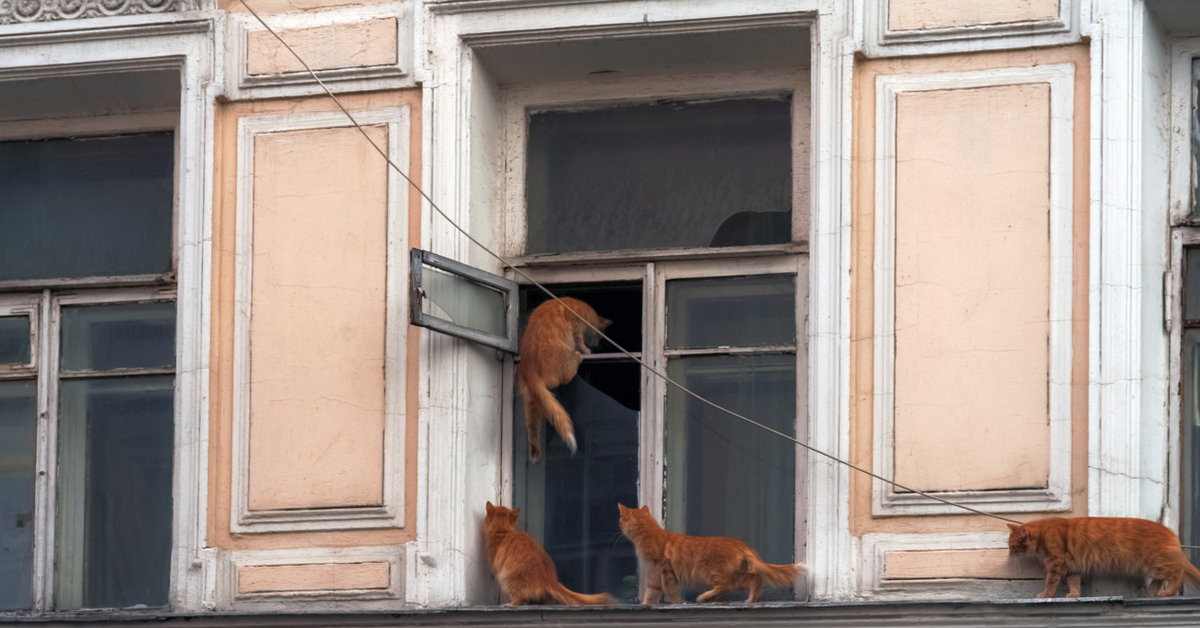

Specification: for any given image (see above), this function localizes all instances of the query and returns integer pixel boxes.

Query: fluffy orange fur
[516,297,611,461]
[617,503,799,604]
[1008,517,1200,598]
[484,502,613,606]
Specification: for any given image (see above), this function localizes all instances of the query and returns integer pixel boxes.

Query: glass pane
[56,376,173,610]
[513,361,640,604]
[1193,59,1200,216]
[526,99,792,254]
[422,266,507,338]
[0,316,31,366]
[1185,328,1200,565]
[664,354,796,599]
[667,275,796,349]
[61,302,175,372]
[1188,248,1200,321]
[0,380,36,611]
[0,133,174,282]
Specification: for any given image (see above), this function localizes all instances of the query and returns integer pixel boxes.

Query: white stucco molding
[232,108,410,534]
[223,3,415,101]
[859,532,1038,600]
[216,546,405,611]
[863,0,1079,58]
[872,64,1076,517]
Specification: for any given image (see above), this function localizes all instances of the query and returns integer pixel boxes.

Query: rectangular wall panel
[888,0,1059,32]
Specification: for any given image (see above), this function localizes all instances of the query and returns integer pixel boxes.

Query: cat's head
[485,501,521,531]
[617,503,653,531]
[1006,523,1032,556]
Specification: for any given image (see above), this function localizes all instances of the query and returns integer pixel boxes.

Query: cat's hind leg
[1065,574,1081,598]
[697,574,734,603]
[746,574,764,603]
[661,567,683,604]
[1155,571,1184,597]
[1148,579,1164,597]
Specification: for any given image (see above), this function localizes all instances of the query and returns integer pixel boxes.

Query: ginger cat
[517,297,611,461]
[1008,517,1200,598]
[484,502,613,606]
[617,503,799,604]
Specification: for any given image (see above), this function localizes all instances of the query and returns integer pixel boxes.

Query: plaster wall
[246,19,399,76]
[850,45,1090,547]
[888,0,1059,31]
[892,83,1051,492]
[238,562,391,594]
[209,90,422,551]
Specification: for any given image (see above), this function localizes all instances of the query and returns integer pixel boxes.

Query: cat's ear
[509,508,521,524]
[1018,529,1030,541]
[1007,523,1018,531]
[641,505,650,512]
[486,501,495,515]
[617,503,627,513]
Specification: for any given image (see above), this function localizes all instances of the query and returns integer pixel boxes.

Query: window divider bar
[58,367,177,379]
[664,345,798,357]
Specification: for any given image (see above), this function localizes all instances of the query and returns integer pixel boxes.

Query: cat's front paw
[1036,593,1054,599]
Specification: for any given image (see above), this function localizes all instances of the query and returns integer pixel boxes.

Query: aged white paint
[863,0,1078,57]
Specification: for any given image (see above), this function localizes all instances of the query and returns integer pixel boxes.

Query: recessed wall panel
[247,125,388,511]
[888,0,1059,31]
[892,84,1051,492]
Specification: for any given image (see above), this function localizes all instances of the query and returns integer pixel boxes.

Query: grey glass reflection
[1183,328,1200,564]
[56,376,174,610]
[60,302,175,372]
[1193,59,1200,216]
[422,267,507,337]
[0,133,174,282]
[666,275,796,349]
[0,380,36,611]
[664,354,796,591]
[526,99,792,254]
[1188,249,1200,321]
[0,316,31,366]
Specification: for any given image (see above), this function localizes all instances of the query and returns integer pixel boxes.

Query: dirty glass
[0,133,174,282]
[666,275,795,349]
[526,98,792,254]
[0,380,36,611]
[56,376,174,610]
[60,302,176,372]
[0,316,31,367]
[422,266,507,338]
[512,283,641,604]
[1184,248,1200,562]
[664,353,796,596]
[1193,59,1200,216]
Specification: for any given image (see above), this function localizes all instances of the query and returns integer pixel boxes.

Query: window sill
[3,597,1200,627]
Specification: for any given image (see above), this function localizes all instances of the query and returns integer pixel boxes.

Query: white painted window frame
[231,107,410,533]
[0,20,214,612]
[0,295,40,377]
[863,0,1078,58]
[872,64,1075,516]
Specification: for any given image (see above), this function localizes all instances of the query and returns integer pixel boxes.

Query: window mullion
[32,289,55,612]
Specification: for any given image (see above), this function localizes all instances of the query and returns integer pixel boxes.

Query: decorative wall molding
[0,0,197,25]
[858,532,1039,600]
[217,547,404,610]
[224,4,414,101]
[232,107,409,534]
[863,0,1078,58]
[872,64,1075,516]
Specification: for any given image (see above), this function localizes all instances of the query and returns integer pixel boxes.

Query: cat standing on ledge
[1008,517,1200,598]
[517,296,611,461]
[618,503,800,604]
[484,502,613,606]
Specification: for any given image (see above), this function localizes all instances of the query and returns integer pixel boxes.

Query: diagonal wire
[237,0,1024,527]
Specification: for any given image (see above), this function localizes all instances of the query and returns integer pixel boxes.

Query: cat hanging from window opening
[1007,517,1200,598]
[617,503,800,604]
[484,501,614,606]
[517,296,611,461]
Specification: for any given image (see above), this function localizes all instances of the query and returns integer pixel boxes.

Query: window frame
[496,67,813,597]
[0,23,213,612]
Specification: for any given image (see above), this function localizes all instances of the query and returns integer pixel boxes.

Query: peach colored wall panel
[238,562,391,594]
[889,0,1059,31]
[248,125,389,512]
[892,84,1052,492]
[884,549,1043,580]
[247,19,398,76]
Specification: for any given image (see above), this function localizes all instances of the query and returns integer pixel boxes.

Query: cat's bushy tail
[548,582,612,606]
[748,556,801,588]
[1182,558,1200,591]
[520,377,577,458]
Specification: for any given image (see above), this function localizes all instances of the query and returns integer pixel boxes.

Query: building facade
[1,0,1200,624]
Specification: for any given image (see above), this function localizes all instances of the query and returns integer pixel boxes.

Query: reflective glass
[422,266,507,338]
[1185,328,1200,565]
[0,133,174,282]
[666,275,795,349]
[0,380,36,611]
[664,353,796,597]
[56,376,173,610]
[60,302,175,372]
[0,316,31,366]
[526,99,792,254]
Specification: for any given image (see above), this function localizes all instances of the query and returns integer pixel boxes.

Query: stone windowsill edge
[3,598,1200,627]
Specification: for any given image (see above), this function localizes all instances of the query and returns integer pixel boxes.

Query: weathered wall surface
[888,0,1059,31]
